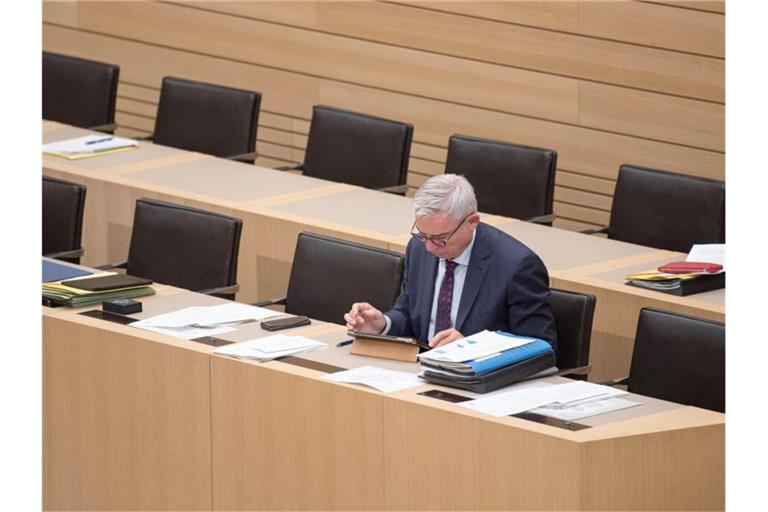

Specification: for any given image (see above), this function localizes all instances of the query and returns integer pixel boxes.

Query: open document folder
[43,134,138,160]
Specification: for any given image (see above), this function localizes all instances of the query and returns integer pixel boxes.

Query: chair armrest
[87,122,118,133]
[197,283,240,296]
[596,376,628,386]
[581,226,608,235]
[252,297,287,308]
[275,164,303,172]
[556,364,591,379]
[226,151,258,163]
[376,184,409,195]
[524,213,556,225]
[44,248,84,260]
[95,261,127,271]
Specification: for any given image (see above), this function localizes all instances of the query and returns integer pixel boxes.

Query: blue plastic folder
[465,338,554,376]
[43,259,92,283]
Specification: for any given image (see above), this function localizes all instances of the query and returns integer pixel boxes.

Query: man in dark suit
[345,174,556,349]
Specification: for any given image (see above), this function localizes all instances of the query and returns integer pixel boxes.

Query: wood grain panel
[43,315,211,511]
[392,0,580,32]
[578,0,724,57]
[49,1,582,124]
[579,82,724,151]
[648,0,725,14]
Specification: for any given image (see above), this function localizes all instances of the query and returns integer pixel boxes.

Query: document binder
[626,272,725,296]
[420,351,557,394]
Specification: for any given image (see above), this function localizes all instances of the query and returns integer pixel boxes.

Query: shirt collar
[445,228,476,267]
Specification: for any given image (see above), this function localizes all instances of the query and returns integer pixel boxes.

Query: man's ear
[468,212,481,228]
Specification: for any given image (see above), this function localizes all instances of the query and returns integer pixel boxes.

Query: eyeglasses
[410,214,471,247]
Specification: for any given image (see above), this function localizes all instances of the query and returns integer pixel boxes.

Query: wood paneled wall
[42,0,724,231]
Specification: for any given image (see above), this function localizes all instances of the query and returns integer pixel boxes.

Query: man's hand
[429,328,464,348]
[344,302,386,334]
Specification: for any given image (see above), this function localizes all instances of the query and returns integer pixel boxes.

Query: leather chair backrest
[629,308,725,412]
[153,76,261,159]
[547,288,595,379]
[302,105,413,189]
[446,134,557,221]
[42,51,119,129]
[285,232,405,324]
[42,176,87,264]
[608,165,725,252]
[127,198,242,299]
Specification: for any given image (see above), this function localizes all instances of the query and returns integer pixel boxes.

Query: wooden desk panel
[43,313,212,511]
[43,286,724,511]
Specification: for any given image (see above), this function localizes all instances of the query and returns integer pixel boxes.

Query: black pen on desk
[336,339,354,348]
[86,136,113,145]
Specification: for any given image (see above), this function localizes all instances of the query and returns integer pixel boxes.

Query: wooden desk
[43,288,725,511]
[43,122,725,380]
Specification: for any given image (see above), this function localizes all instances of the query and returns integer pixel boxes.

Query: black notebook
[62,274,153,292]
[626,272,725,296]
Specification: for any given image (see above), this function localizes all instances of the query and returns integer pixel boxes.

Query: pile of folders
[418,331,556,394]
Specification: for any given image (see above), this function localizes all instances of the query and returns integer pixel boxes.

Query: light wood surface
[43,285,725,510]
[42,121,725,380]
[42,0,724,229]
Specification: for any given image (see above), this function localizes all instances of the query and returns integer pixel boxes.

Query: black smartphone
[261,315,311,331]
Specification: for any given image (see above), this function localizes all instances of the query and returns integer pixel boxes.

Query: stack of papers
[419,330,535,364]
[322,366,423,393]
[43,135,138,160]
[130,303,281,339]
[213,334,327,361]
[43,270,155,307]
[459,380,629,418]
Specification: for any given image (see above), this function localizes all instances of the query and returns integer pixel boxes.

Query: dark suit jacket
[386,223,557,349]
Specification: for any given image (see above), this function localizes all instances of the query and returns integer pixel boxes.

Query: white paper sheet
[213,334,327,361]
[42,135,137,155]
[419,330,535,363]
[323,366,424,393]
[132,303,281,329]
[131,322,237,340]
[459,380,627,418]
[686,244,725,268]
[530,397,641,421]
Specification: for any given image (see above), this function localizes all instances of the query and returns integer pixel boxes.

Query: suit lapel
[456,225,491,332]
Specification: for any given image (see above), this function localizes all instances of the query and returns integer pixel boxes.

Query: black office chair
[616,308,725,413]
[585,165,725,252]
[445,134,557,224]
[104,198,243,299]
[256,232,405,324]
[548,288,595,380]
[282,105,413,193]
[42,51,120,132]
[150,76,261,162]
[42,176,87,264]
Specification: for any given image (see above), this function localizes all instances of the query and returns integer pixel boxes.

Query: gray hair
[413,174,478,221]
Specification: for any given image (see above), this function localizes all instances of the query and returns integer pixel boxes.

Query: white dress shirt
[383,230,476,340]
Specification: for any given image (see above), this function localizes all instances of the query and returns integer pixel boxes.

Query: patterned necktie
[435,260,458,333]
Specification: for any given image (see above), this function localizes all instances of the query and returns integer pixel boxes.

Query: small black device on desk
[261,315,311,331]
[102,298,143,315]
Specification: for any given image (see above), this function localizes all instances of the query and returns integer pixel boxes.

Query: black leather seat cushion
[301,105,413,189]
[548,288,595,379]
[629,308,725,412]
[153,76,261,158]
[446,134,556,221]
[609,165,725,252]
[285,232,405,324]
[127,198,242,298]
[42,176,87,264]
[43,51,119,129]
